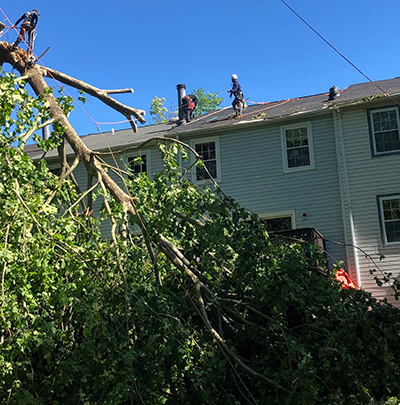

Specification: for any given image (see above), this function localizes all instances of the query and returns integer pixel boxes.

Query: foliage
[150,88,224,124]
[192,87,224,117]
[150,96,169,124]
[1,71,400,404]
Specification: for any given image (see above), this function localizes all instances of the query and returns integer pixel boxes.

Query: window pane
[195,141,217,180]
[385,221,400,243]
[286,128,308,148]
[375,130,400,153]
[128,155,147,175]
[287,147,310,168]
[50,167,61,176]
[263,217,292,232]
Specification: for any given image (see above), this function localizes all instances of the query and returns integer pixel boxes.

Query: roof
[24,76,400,159]
[170,93,331,135]
[24,121,175,160]
[169,77,400,135]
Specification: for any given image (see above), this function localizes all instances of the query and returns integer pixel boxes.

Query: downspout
[333,108,361,287]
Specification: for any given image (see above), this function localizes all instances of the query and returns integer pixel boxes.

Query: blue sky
[2,1,400,137]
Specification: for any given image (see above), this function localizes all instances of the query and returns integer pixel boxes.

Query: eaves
[332,93,400,111]
[170,107,333,139]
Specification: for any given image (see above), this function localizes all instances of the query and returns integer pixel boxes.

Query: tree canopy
[150,88,224,123]
[1,43,400,405]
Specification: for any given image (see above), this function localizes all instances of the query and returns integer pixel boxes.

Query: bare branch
[41,66,146,127]
[104,89,134,95]
[63,178,100,216]
[37,155,80,214]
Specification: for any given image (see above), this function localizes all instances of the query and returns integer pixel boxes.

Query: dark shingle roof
[24,121,176,160]
[168,77,400,135]
[169,93,331,134]
[24,77,400,159]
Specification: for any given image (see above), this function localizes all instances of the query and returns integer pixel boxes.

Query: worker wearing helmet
[12,9,39,53]
[181,93,198,123]
[228,74,244,118]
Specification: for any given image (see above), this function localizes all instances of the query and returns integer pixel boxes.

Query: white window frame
[126,150,151,178]
[190,136,221,183]
[369,106,400,156]
[259,210,296,230]
[377,195,400,246]
[281,122,315,173]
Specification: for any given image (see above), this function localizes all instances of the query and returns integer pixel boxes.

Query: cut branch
[42,66,146,128]
[158,236,288,392]
[0,45,285,390]
[104,89,134,95]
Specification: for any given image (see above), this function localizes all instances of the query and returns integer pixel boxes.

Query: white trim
[280,122,315,173]
[190,136,221,183]
[259,210,296,229]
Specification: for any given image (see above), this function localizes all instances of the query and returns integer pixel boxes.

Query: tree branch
[158,235,288,392]
[41,66,146,128]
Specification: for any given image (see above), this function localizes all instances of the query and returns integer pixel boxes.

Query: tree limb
[158,236,288,392]
[41,66,146,128]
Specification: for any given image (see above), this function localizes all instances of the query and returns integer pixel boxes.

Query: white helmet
[231,74,238,80]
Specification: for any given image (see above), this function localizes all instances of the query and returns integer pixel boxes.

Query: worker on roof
[228,74,244,118]
[12,9,39,53]
[181,93,198,123]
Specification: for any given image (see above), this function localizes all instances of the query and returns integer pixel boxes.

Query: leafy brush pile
[0,73,400,404]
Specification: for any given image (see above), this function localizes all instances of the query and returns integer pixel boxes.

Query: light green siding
[340,106,400,302]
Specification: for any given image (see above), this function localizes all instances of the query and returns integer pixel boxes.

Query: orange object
[335,269,358,290]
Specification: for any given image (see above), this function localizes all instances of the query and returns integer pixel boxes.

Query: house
[25,77,400,304]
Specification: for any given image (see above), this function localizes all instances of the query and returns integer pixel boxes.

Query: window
[281,123,314,172]
[49,167,61,176]
[378,195,400,245]
[128,155,147,175]
[260,210,296,231]
[191,137,221,182]
[369,107,400,155]
[263,216,292,232]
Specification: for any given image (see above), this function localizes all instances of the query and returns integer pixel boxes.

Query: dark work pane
[385,221,400,243]
[287,147,310,168]
[263,217,292,232]
[50,167,61,176]
[128,155,147,175]
[196,160,217,180]
[375,130,400,153]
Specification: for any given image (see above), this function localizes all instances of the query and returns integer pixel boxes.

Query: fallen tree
[1,42,400,405]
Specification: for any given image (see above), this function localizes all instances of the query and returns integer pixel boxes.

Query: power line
[279,0,392,98]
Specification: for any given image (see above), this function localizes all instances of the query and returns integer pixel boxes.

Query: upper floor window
[49,167,61,176]
[281,123,315,173]
[369,107,400,156]
[128,154,147,175]
[191,137,221,182]
[260,210,295,232]
[377,195,400,245]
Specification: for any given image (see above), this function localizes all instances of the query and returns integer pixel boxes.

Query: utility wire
[279,0,393,99]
